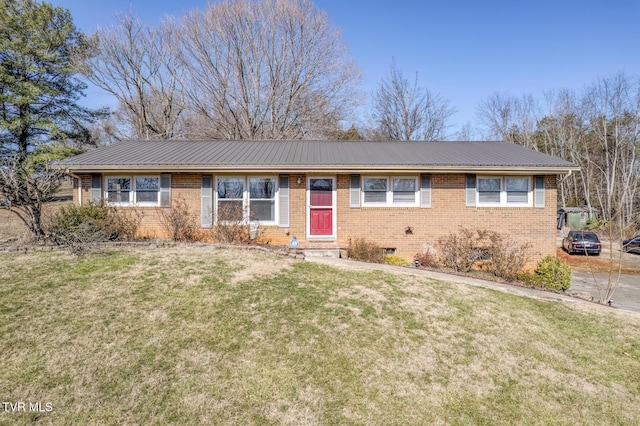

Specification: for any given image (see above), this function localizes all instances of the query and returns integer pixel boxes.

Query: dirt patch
[557,244,640,276]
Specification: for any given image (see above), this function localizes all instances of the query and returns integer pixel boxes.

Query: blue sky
[53,0,640,136]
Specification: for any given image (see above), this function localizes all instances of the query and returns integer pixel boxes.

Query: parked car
[562,231,602,255]
[623,235,640,254]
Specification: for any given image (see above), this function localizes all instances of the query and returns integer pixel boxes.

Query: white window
[215,176,278,224]
[505,177,529,204]
[217,177,245,222]
[135,176,160,205]
[249,177,276,222]
[392,177,417,204]
[106,177,131,204]
[475,176,532,207]
[105,175,163,206]
[477,177,501,204]
[362,176,418,206]
[363,177,388,204]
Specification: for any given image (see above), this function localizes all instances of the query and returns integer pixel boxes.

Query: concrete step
[303,248,340,258]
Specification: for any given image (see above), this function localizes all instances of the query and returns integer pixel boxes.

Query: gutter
[63,164,581,175]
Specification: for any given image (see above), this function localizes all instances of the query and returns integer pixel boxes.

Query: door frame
[306,176,337,240]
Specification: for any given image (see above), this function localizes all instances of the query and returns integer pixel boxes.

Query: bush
[483,231,531,281]
[438,228,489,273]
[347,238,383,263]
[49,201,143,254]
[532,255,572,292]
[438,228,530,280]
[383,254,408,266]
[210,203,252,244]
[160,198,202,242]
[414,246,440,268]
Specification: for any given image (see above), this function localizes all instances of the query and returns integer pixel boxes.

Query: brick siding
[77,172,558,262]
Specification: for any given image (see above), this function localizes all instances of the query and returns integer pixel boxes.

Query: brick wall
[77,172,558,262]
[335,174,557,262]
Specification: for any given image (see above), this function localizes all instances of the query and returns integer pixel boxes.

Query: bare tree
[582,73,640,230]
[178,0,362,139]
[0,158,65,238]
[477,92,539,148]
[370,61,455,141]
[476,74,640,305]
[81,12,186,140]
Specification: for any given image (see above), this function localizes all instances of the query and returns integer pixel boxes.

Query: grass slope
[1,246,639,425]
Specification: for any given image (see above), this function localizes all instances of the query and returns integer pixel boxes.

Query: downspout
[557,169,573,185]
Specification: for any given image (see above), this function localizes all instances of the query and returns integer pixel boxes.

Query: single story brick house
[59,140,579,261]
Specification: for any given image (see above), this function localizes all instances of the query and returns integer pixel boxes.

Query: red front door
[309,178,333,236]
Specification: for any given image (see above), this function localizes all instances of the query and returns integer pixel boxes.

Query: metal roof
[58,140,579,173]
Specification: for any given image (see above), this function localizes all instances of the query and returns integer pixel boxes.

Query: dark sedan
[623,235,640,254]
[562,231,602,255]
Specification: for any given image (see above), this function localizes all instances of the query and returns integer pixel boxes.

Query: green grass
[1,246,639,425]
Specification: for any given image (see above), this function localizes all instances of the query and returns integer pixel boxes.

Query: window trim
[475,175,533,207]
[133,175,162,206]
[477,176,503,206]
[361,176,419,207]
[105,176,133,205]
[248,176,277,223]
[214,175,279,225]
[505,176,531,206]
[104,175,163,206]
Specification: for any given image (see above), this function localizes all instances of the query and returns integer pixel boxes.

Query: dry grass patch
[1,246,639,425]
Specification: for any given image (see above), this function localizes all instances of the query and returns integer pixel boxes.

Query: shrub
[347,238,383,263]
[210,203,252,244]
[532,255,572,292]
[438,228,530,280]
[438,228,488,273]
[160,198,202,242]
[414,246,440,268]
[109,206,144,241]
[49,201,143,254]
[383,254,408,266]
[483,231,531,281]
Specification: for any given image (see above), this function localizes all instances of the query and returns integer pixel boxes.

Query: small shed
[557,207,598,230]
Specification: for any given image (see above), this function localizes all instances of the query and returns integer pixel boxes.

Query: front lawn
[1,246,639,424]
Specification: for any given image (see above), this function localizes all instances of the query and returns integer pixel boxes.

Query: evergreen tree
[0,0,102,161]
[0,0,103,238]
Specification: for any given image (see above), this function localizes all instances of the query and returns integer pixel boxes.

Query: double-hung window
[216,176,277,223]
[249,177,276,221]
[474,176,532,207]
[106,177,131,203]
[217,177,245,222]
[392,177,417,204]
[105,175,163,206]
[135,177,160,204]
[363,177,388,204]
[477,177,501,204]
[362,176,418,206]
[505,177,529,204]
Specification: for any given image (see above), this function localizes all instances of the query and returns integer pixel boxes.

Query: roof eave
[61,164,580,175]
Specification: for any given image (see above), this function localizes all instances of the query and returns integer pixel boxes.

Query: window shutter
[160,174,171,207]
[534,176,545,208]
[350,174,361,208]
[420,174,431,208]
[201,175,213,227]
[90,174,102,202]
[279,175,290,227]
[466,174,476,207]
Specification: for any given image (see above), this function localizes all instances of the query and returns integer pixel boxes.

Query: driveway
[571,271,640,313]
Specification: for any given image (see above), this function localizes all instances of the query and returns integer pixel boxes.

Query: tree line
[478,74,639,230]
[0,0,638,238]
